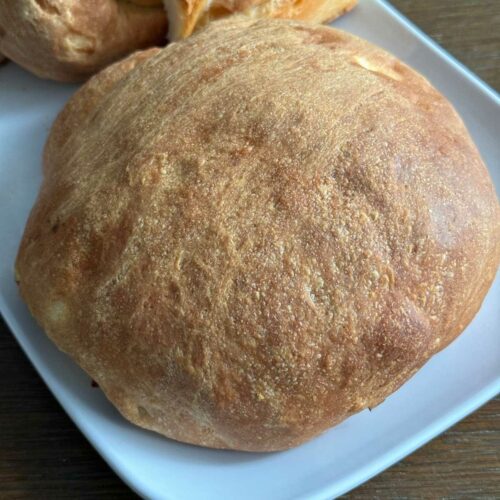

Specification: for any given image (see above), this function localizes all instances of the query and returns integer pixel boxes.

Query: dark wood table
[1,1,499,498]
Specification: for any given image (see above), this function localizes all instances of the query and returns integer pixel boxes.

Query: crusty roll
[163,0,356,39]
[16,18,500,451]
[0,0,167,82]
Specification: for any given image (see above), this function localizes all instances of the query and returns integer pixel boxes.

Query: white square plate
[0,1,499,498]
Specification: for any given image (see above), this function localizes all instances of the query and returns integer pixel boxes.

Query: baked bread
[163,0,356,40]
[0,0,167,81]
[0,0,356,81]
[16,18,500,451]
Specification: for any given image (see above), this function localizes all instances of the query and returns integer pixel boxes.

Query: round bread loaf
[0,0,167,81]
[16,18,500,451]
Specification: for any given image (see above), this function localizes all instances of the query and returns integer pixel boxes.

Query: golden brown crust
[163,0,356,39]
[0,0,167,82]
[16,18,500,451]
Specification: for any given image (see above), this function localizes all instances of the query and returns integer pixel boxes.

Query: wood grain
[1,1,499,498]
[391,0,500,91]
[346,397,500,498]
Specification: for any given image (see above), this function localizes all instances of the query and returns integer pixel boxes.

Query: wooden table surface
[1,1,499,498]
